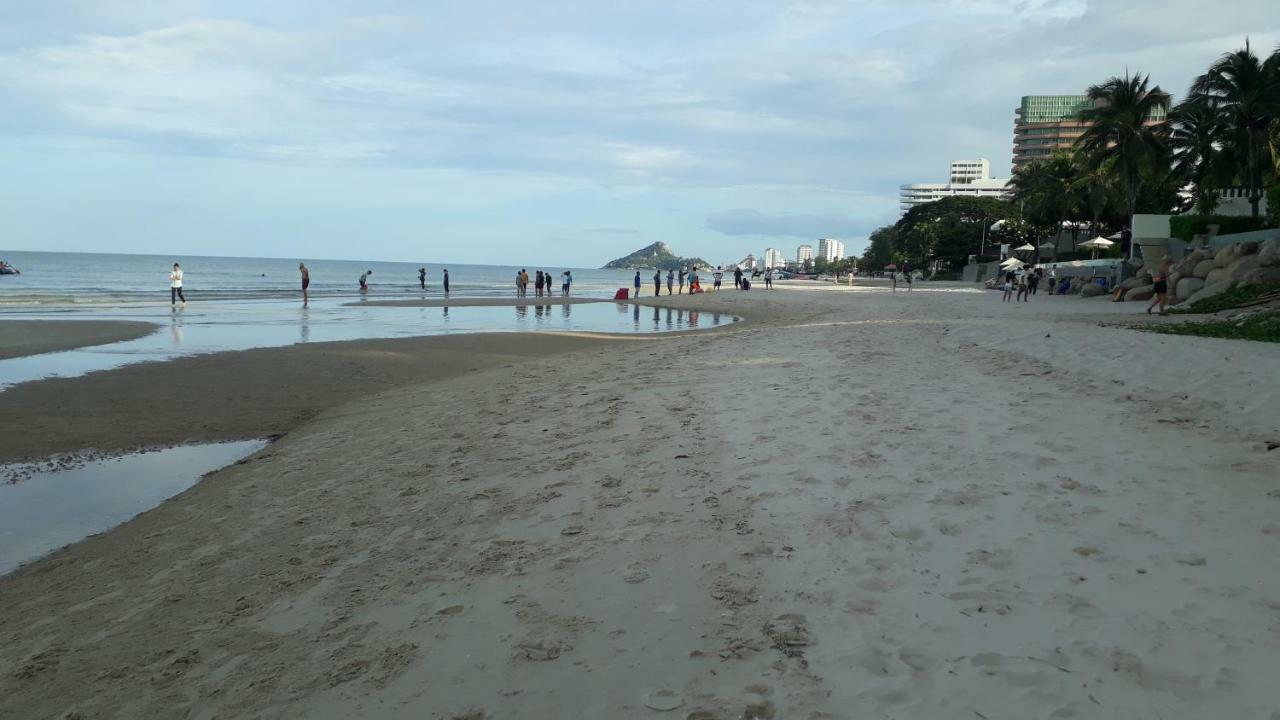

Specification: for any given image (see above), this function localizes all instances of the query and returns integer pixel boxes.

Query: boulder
[1126,284,1156,301]
[1226,254,1260,283]
[1258,239,1280,267]
[1175,276,1205,299]
[1239,266,1280,287]
[1186,282,1233,306]
[1213,243,1240,268]
[1205,267,1232,286]
[1192,259,1217,278]
[1119,277,1145,290]
[1167,271,1182,290]
[1240,240,1260,256]
[1080,283,1108,298]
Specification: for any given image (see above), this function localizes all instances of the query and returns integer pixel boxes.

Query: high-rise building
[817,238,845,261]
[899,159,1010,214]
[796,244,813,264]
[762,248,786,269]
[1013,94,1168,170]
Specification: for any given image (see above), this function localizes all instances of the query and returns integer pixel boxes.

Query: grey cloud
[706,209,867,238]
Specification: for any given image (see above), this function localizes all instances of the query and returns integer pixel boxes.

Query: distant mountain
[602,242,708,271]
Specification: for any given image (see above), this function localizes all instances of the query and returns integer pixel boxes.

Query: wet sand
[0,332,622,464]
[352,296,606,308]
[0,319,156,360]
[2,284,1279,718]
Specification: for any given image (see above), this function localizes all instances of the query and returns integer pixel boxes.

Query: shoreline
[0,319,156,360]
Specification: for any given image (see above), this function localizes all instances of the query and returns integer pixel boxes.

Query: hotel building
[899,159,1010,214]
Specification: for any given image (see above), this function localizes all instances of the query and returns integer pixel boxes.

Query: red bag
[614,288,630,300]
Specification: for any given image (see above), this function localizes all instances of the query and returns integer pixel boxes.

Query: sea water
[0,298,737,387]
[0,250,660,305]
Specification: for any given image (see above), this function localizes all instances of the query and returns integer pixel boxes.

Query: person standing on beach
[562,270,572,296]
[1002,270,1014,302]
[1147,256,1173,315]
[678,268,686,294]
[418,267,426,290]
[765,268,774,289]
[535,270,544,297]
[543,271,552,296]
[359,269,372,292]
[299,263,310,305]
[633,271,641,298]
[713,267,723,291]
[666,269,674,295]
[442,268,450,295]
[654,269,662,297]
[169,262,186,306]
[1016,270,1030,302]
[734,266,743,290]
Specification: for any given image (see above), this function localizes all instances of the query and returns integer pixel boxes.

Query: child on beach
[678,269,686,294]
[1002,271,1013,302]
[359,270,372,292]
[667,270,674,295]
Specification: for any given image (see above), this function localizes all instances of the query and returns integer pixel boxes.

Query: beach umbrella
[1014,243,1036,252]
[1079,236,1114,250]
[999,257,1025,268]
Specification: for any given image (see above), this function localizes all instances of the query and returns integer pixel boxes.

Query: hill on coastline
[602,242,708,270]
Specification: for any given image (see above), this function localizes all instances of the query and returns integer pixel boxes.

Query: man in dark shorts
[734,266,743,289]
[418,267,426,289]
[442,268,450,294]
[300,263,310,305]
[654,269,661,297]
[713,267,723,291]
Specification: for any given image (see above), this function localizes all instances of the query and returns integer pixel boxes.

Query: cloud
[705,209,867,238]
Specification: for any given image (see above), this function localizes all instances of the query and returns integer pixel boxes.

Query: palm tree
[1168,98,1228,213]
[1075,72,1171,226]
[1009,152,1080,249]
[1188,41,1280,217]
[1069,156,1121,244]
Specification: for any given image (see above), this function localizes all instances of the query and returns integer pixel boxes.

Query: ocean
[0,250,652,306]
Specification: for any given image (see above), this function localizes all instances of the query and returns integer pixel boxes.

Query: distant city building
[762,248,786,269]
[899,159,1010,214]
[1013,94,1168,170]
[817,238,845,261]
[740,254,756,270]
[796,244,813,264]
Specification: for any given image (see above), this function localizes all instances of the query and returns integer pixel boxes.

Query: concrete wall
[1206,227,1280,249]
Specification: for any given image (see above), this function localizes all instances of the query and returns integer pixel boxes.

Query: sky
[2,1,1278,266]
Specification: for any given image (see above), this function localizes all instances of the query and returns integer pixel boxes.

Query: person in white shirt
[169,263,186,306]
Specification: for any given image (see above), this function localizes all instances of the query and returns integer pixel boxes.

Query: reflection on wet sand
[515,305,527,320]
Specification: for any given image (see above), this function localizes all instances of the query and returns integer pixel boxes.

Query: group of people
[633,265,774,297]
[516,269,573,297]
[1000,265,1048,302]
[0,259,19,275]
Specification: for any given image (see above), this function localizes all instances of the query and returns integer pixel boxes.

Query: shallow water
[0,298,736,388]
[0,440,268,576]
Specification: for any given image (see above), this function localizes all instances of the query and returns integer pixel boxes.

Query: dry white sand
[2,281,1278,719]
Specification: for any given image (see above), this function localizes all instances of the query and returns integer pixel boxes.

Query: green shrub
[1169,214,1268,242]
[1169,282,1280,314]
[1267,185,1280,227]
[1146,311,1280,343]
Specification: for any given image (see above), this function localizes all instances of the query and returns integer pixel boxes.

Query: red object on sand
[615,288,630,300]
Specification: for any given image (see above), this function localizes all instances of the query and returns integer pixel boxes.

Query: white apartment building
[900,158,1010,214]
[796,244,814,264]
[762,248,786,269]
[817,238,845,261]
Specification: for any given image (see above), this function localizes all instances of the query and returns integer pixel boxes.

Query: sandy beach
[0,319,156,360]
[2,283,1278,718]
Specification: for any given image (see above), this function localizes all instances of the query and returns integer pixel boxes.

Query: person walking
[359,269,372,292]
[633,271,641,298]
[1002,268,1014,302]
[442,268,450,295]
[653,269,662,297]
[299,263,310,305]
[562,270,572,296]
[891,269,897,292]
[169,262,186,306]
[418,266,426,290]
[764,267,773,289]
[1147,256,1173,315]
[678,268,686,294]
[1048,265,1058,295]
[713,267,724,291]
[1016,269,1030,302]
[666,269,674,295]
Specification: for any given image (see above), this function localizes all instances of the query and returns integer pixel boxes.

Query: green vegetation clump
[1147,311,1280,343]
[1169,282,1280,314]
[1169,215,1269,242]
